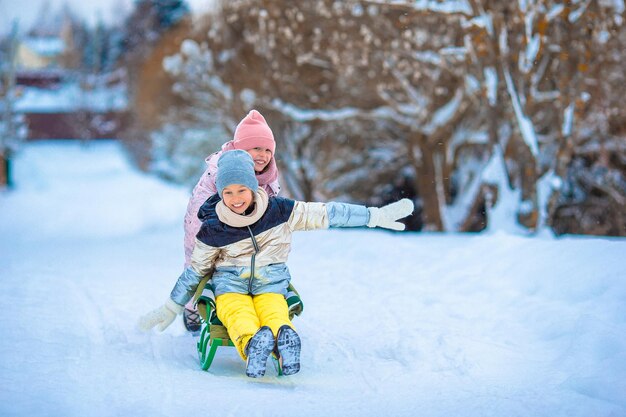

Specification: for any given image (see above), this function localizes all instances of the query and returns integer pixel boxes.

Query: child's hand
[137,299,184,332]
[367,199,414,231]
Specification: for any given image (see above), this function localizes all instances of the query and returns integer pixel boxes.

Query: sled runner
[195,280,303,375]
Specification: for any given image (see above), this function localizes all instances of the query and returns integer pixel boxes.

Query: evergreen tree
[155,0,190,29]
[121,0,190,59]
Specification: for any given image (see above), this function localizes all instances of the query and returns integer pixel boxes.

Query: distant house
[15,36,66,69]
[7,17,130,140]
[14,73,130,140]
[13,66,130,140]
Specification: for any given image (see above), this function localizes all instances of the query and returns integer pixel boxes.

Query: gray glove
[367,198,414,231]
[138,299,184,332]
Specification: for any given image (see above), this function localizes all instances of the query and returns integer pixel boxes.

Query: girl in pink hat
[181,110,281,331]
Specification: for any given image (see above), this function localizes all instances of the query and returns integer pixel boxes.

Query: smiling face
[222,184,254,214]
[246,147,272,173]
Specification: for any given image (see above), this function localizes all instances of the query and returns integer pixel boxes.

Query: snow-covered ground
[1,140,625,417]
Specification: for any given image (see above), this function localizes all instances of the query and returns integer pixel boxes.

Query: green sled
[196,282,303,375]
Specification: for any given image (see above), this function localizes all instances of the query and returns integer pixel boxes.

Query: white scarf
[215,188,269,227]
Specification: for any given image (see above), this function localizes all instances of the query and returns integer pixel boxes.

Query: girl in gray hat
[139,150,414,378]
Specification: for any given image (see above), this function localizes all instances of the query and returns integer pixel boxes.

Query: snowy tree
[549,14,626,236]
[0,23,28,188]
[456,0,626,233]
[361,0,625,233]
[141,0,625,234]
[119,0,192,169]
[156,0,495,218]
[145,39,230,185]
[207,0,474,226]
[121,0,190,119]
[153,2,405,201]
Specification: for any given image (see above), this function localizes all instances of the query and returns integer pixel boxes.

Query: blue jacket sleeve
[326,202,370,228]
[169,266,204,306]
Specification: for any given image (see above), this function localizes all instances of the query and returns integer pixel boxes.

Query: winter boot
[276,325,301,376]
[245,326,275,378]
[183,306,202,332]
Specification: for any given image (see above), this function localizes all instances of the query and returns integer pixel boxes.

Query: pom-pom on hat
[215,150,259,198]
[232,110,276,154]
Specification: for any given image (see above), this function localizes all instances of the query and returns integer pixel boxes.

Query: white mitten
[367,198,414,231]
[138,299,184,332]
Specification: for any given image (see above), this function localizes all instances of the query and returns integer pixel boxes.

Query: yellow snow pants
[216,292,294,361]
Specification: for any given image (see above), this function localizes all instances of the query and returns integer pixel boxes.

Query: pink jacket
[183,144,281,266]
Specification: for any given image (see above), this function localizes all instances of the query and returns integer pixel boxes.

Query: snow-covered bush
[150,121,227,187]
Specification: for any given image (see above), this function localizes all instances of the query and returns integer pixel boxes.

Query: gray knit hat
[215,150,259,198]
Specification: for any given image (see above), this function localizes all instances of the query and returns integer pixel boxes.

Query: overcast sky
[0,0,208,34]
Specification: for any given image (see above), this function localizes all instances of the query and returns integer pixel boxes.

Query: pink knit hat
[232,110,276,154]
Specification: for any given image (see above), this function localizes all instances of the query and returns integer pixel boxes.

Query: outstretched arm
[289,199,414,231]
